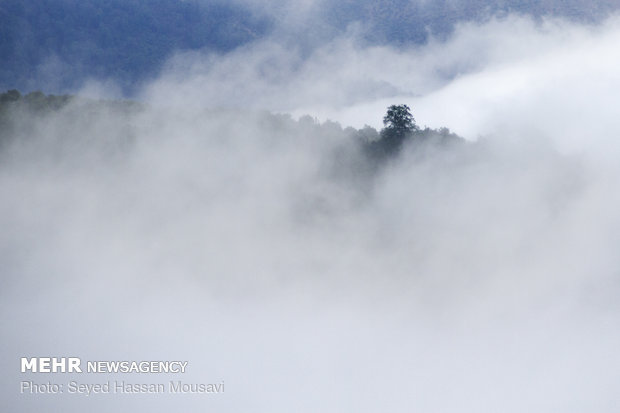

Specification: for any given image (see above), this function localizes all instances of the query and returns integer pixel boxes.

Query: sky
[2,3,620,413]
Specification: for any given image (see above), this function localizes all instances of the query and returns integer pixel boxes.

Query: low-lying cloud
[2,12,620,413]
[144,14,620,144]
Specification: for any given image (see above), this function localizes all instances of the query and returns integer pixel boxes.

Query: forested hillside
[0,89,462,170]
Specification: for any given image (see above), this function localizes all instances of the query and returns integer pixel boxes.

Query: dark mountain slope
[1,0,618,94]
[0,0,270,93]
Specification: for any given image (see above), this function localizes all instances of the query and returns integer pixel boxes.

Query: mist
[2,12,620,413]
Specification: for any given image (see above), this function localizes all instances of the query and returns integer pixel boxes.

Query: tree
[383,104,416,133]
[379,104,417,153]
[0,89,21,103]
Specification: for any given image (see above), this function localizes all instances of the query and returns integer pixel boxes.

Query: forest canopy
[0,90,463,164]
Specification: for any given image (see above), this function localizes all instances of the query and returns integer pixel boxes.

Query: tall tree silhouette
[380,104,417,153]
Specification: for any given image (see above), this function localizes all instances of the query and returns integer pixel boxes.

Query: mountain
[0,0,270,93]
[1,0,618,95]
[322,0,620,44]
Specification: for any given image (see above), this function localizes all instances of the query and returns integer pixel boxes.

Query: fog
[2,13,620,413]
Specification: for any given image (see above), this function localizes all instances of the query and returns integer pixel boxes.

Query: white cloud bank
[2,12,620,413]
[145,14,620,146]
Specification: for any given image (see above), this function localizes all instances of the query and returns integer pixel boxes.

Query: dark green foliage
[383,104,416,133]
[0,89,74,112]
[362,104,464,161]
[0,89,146,152]
[0,91,463,175]
[377,104,417,154]
[0,89,21,103]
[0,89,146,114]
[0,89,73,148]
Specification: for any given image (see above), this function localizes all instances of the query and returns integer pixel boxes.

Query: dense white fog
[2,13,620,413]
